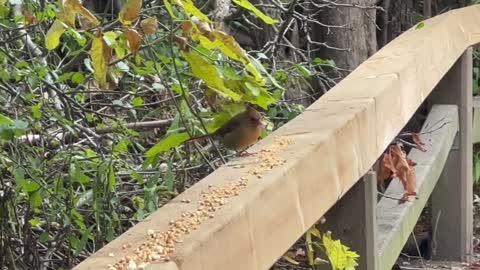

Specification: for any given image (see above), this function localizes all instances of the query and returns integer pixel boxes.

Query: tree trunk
[312,0,378,76]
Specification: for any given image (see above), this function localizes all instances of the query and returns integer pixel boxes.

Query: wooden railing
[74,5,480,270]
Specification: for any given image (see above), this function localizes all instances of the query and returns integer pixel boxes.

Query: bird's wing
[213,113,242,137]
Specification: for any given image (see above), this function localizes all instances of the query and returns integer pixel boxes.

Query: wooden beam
[427,49,474,261]
[318,171,377,270]
[376,105,459,270]
[74,6,480,270]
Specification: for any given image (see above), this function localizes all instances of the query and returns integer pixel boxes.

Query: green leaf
[74,227,92,256]
[295,64,312,78]
[164,161,174,191]
[0,113,13,124]
[182,0,211,22]
[114,138,130,153]
[103,31,119,46]
[474,82,479,96]
[39,232,52,243]
[475,153,480,183]
[45,20,67,50]
[29,217,42,227]
[108,163,116,192]
[29,190,42,208]
[232,0,278,25]
[67,28,87,46]
[71,72,85,84]
[30,103,42,119]
[145,132,190,157]
[0,69,9,81]
[181,50,241,101]
[164,0,177,18]
[305,228,315,266]
[132,97,144,107]
[415,22,425,29]
[0,0,10,19]
[15,61,29,69]
[322,231,360,270]
[244,81,260,96]
[70,162,90,184]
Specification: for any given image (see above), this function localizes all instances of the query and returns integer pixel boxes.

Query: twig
[411,231,426,268]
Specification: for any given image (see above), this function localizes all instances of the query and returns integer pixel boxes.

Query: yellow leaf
[69,0,99,25]
[0,0,10,19]
[140,16,158,35]
[163,0,177,18]
[90,33,112,87]
[322,232,359,269]
[119,0,143,25]
[181,50,241,101]
[232,0,278,25]
[58,0,75,26]
[182,0,211,22]
[45,20,67,50]
[197,30,264,84]
[212,30,248,61]
[124,27,142,55]
[58,0,99,27]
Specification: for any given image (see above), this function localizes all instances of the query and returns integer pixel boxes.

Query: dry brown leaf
[377,144,417,203]
[119,0,143,25]
[377,151,394,187]
[140,16,158,35]
[23,9,37,26]
[173,35,189,51]
[411,133,427,152]
[124,27,142,55]
[181,21,194,33]
[196,20,214,41]
[390,144,409,176]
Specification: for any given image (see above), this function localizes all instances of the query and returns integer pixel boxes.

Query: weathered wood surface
[74,6,480,270]
[376,105,459,270]
[474,96,480,144]
[428,49,473,261]
[318,172,377,270]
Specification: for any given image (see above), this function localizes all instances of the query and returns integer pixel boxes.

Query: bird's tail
[185,133,213,143]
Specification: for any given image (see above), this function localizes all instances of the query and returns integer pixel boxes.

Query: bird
[187,105,265,153]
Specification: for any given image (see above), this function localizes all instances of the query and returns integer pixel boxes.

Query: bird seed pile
[109,136,293,270]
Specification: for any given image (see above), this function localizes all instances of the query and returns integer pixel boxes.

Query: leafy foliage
[280,226,360,270]
[0,0,333,268]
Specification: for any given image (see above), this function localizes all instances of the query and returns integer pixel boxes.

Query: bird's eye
[250,117,258,122]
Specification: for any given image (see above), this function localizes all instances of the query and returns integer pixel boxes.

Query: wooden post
[317,172,377,270]
[427,48,473,261]
[473,97,480,144]
[423,0,432,18]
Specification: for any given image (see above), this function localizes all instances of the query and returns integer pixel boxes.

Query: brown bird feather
[187,106,265,152]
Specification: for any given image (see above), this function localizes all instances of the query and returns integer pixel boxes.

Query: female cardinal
[188,106,265,152]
